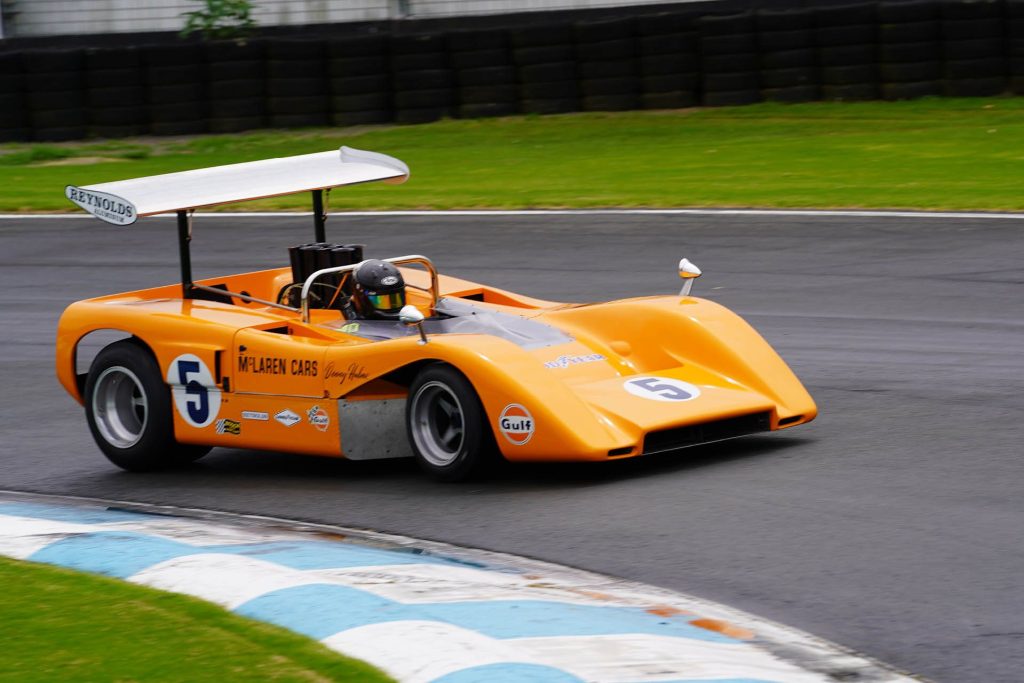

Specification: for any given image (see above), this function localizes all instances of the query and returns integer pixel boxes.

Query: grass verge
[2,97,1023,212]
[0,556,393,682]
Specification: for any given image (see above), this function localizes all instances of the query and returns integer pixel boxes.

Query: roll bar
[300,255,439,324]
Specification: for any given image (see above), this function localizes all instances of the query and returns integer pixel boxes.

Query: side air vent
[777,415,803,427]
[642,412,771,455]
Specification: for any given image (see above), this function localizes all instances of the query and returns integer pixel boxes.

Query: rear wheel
[406,364,497,481]
[85,340,210,471]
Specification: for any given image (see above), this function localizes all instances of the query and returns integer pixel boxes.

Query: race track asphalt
[1,213,1021,682]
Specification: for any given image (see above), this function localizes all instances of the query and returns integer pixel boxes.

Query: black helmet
[353,259,406,319]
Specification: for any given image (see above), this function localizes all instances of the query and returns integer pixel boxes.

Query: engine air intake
[642,412,771,455]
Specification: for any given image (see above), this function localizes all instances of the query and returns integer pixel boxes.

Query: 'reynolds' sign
[65,186,137,225]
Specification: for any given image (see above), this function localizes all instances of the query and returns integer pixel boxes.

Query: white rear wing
[65,146,409,225]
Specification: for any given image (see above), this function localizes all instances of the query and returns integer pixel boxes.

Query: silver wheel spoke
[409,380,467,468]
[91,366,148,449]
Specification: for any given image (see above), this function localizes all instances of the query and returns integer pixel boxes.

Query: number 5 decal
[624,377,701,402]
[167,354,221,428]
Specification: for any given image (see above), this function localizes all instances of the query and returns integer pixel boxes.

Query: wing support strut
[177,209,194,299]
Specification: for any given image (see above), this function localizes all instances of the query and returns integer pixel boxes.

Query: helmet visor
[366,291,405,312]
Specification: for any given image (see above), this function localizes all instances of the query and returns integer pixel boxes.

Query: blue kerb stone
[0,502,159,525]
[236,584,739,643]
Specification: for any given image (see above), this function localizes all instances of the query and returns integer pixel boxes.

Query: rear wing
[64,146,410,302]
[65,146,409,225]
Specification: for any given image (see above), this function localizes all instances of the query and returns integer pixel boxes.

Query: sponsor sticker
[274,409,301,427]
[237,355,318,377]
[307,404,330,432]
[380,275,399,286]
[215,418,241,436]
[498,404,534,446]
[241,411,268,421]
[167,354,222,428]
[65,186,137,226]
[340,322,361,334]
[543,353,606,369]
[624,377,701,402]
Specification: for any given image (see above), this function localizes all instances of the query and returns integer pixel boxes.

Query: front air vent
[642,412,771,455]
[778,415,803,427]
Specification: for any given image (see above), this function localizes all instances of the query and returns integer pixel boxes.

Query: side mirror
[399,305,424,325]
[678,258,702,297]
[399,305,428,344]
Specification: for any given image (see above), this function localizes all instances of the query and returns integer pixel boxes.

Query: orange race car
[57,147,816,481]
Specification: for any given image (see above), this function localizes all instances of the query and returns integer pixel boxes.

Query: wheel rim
[410,381,466,467]
[92,366,148,449]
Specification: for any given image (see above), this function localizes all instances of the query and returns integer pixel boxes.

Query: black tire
[820,44,876,67]
[394,69,453,90]
[758,29,814,52]
[637,12,696,36]
[87,85,146,107]
[89,106,147,126]
[406,364,498,481]
[703,53,759,74]
[331,92,392,112]
[815,23,877,46]
[267,96,329,116]
[395,106,454,124]
[880,41,940,63]
[761,48,816,70]
[395,88,455,109]
[640,53,699,76]
[208,116,265,133]
[579,59,635,79]
[33,126,88,142]
[391,52,447,72]
[148,83,205,105]
[513,45,575,66]
[509,24,573,48]
[328,35,387,59]
[580,77,637,97]
[815,3,877,28]
[944,58,1004,79]
[86,67,144,88]
[703,71,760,91]
[329,55,389,77]
[332,109,393,126]
[520,62,577,83]
[450,49,510,70]
[210,98,266,118]
[642,73,699,93]
[940,0,1001,20]
[641,90,698,108]
[879,0,937,23]
[822,82,879,100]
[268,77,326,98]
[944,38,1004,60]
[757,8,814,31]
[943,76,1005,96]
[459,84,518,104]
[449,29,509,53]
[879,21,940,44]
[458,102,519,118]
[148,64,203,84]
[458,66,517,87]
[521,80,578,99]
[699,12,756,36]
[880,61,942,82]
[582,93,639,111]
[700,33,759,56]
[520,97,580,114]
[822,64,878,85]
[209,60,265,81]
[639,32,696,57]
[702,89,762,106]
[760,67,816,88]
[267,59,322,80]
[150,120,209,136]
[881,80,941,99]
[85,340,210,471]
[576,38,635,62]
[941,18,1001,41]
[575,17,635,44]
[762,85,819,102]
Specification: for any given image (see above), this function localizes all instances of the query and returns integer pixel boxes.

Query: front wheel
[84,340,210,471]
[406,364,498,481]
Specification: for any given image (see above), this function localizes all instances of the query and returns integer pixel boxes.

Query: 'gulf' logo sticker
[499,404,534,446]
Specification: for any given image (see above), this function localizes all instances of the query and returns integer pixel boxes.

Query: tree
[181,0,256,41]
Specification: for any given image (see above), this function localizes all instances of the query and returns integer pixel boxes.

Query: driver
[349,259,406,320]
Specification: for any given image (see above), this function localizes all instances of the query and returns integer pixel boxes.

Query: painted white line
[1,208,1023,220]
